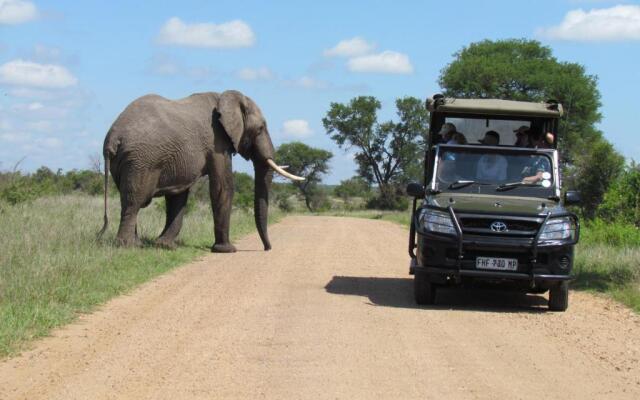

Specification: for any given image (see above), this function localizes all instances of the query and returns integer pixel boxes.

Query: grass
[0,195,282,358]
[331,208,640,312]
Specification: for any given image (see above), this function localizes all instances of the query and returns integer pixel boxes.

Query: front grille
[459,215,542,237]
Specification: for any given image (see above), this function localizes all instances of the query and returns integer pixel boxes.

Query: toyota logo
[490,221,508,232]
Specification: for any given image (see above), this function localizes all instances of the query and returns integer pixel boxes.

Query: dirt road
[1,216,639,399]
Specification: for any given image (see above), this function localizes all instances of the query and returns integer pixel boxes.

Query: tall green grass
[0,195,281,357]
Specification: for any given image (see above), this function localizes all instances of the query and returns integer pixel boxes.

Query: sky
[1,0,639,183]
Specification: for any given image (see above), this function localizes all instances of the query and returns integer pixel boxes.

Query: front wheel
[548,281,569,311]
[414,271,436,305]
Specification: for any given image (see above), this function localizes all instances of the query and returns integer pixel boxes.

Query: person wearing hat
[513,125,532,147]
[437,122,458,144]
[476,130,507,181]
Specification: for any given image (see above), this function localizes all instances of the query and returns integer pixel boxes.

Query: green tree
[598,162,640,226]
[275,142,333,212]
[569,139,625,219]
[322,96,428,209]
[439,38,626,218]
[233,172,254,209]
[439,39,602,160]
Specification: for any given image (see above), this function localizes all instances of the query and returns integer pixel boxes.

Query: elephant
[97,90,303,252]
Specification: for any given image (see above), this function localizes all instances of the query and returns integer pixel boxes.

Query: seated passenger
[530,131,554,149]
[522,155,552,184]
[451,132,467,144]
[437,123,458,144]
[476,131,507,181]
[513,125,531,147]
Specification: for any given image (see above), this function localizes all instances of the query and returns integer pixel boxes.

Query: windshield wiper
[448,180,491,190]
[496,181,536,191]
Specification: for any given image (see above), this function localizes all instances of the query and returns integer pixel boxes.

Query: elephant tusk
[266,159,305,181]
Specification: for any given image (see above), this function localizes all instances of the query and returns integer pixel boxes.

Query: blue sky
[1,0,639,183]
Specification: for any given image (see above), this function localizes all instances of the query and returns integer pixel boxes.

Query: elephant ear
[218,90,246,155]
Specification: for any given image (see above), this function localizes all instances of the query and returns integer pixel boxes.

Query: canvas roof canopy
[426,95,563,118]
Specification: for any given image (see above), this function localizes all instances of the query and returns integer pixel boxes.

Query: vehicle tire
[414,271,436,305]
[548,281,569,311]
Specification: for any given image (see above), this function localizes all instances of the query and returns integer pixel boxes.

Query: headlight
[538,216,577,242]
[418,208,456,235]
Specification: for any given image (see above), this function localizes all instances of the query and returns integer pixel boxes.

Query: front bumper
[410,207,577,285]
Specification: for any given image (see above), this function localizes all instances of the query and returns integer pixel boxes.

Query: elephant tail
[97,153,110,240]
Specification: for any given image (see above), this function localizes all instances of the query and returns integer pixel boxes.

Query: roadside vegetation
[0,188,282,358]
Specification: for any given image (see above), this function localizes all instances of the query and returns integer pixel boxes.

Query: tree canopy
[323,96,428,209]
[439,39,602,159]
[439,38,631,218]
[275,142,332,211]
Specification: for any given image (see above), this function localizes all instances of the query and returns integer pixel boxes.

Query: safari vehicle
[406,94,580,311]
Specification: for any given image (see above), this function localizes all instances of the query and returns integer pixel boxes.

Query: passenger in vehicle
[476,131,507,181]
[436,122,458,144]
[530,131,554,149]
[522,156,552,184]
[451,132,467,144]
[513,125,532,147]
[520,131,554,183]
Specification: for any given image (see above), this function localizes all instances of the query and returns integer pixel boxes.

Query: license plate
[475,257,518,271]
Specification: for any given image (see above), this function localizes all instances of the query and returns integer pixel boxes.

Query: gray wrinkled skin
[99,90,275,253]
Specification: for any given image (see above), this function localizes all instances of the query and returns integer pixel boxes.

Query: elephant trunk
[253,159,273,251]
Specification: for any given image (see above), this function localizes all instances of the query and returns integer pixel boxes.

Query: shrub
[0,176,40,205]
[580,219,640,247]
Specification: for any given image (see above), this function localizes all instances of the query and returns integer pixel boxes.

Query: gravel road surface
[1,216,639,399]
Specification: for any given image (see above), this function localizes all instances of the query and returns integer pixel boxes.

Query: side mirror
[565,190,581,205]
[406,182,425,198]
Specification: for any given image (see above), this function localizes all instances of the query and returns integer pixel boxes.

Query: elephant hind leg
[156,190,189,249]
[115,168,158,247]
[116,197,143,247]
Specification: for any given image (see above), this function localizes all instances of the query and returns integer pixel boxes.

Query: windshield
[434,146,556,197]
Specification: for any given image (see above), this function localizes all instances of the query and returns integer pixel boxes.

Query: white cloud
[0,0,37,25]
[282,119,313,138]
[0,59,78,88]
[236,67,274,81]
[347,51,414,74]
[324,37,375,57]
[539,5,640,41]
[157,17,255,48]
[288,76,329,90]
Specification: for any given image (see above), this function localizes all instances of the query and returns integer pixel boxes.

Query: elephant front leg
[156,191,189,249]
[209,159,236,253]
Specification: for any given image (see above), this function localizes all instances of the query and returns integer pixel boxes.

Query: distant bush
[334,176,371,208]
[0,167,105,205]
[597,164,640,227]
[580,219,640,247]
[366,186,409,211]
[0,176,40,205]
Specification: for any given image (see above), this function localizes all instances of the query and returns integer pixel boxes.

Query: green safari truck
[407,95,581,311]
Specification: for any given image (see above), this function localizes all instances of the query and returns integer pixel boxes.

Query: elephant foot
[116,236,143,248]
[155,238,177,250]
[211,243,237,253]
